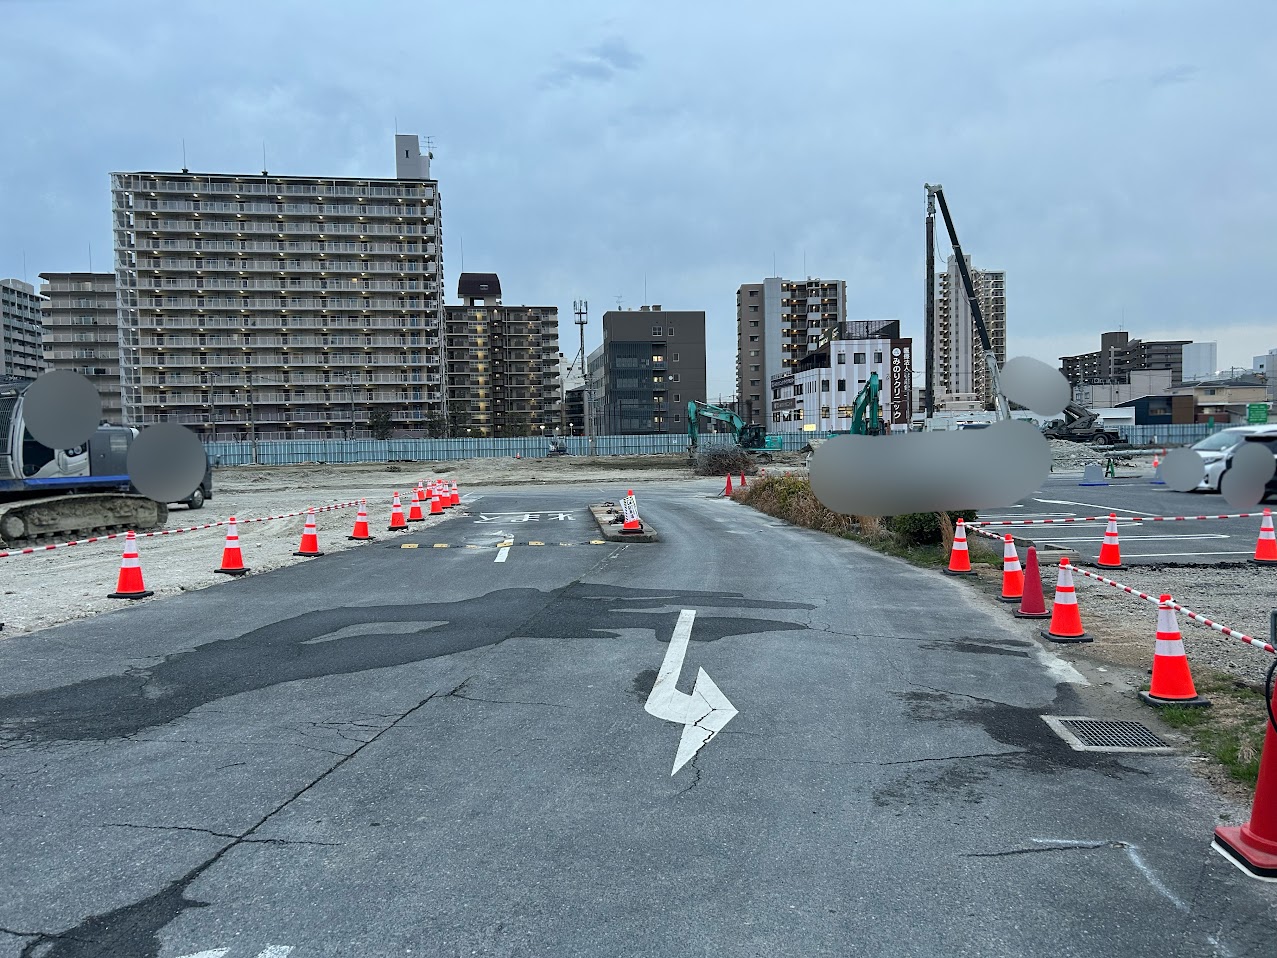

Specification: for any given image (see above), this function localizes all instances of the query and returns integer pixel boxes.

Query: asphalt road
[1,479,1275,957]
[979,478,1270,565]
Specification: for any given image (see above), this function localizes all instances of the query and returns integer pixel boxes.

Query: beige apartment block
[111,135,444,439]
[444,273,560,437]
[934,255,1005,407]
[39,272,122,423]
[1,278,46,380]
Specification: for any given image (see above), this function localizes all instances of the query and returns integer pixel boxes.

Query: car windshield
[1192,430,1248,452]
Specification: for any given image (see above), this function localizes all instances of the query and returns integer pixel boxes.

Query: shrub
[887,510,978,545]
[693,445,756,477]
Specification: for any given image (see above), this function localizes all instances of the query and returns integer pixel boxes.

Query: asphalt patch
[0,584,813,743]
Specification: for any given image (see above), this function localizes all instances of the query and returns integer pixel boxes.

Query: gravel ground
[964,558,1277,687]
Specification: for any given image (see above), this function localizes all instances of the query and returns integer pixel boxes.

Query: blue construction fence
[1117,424,1226,447]
[202,432,832,467]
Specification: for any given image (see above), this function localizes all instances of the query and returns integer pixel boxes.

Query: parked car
[1219,434,1277,502]
[1190,425,1277,491]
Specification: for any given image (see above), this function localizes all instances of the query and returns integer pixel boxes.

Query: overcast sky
[2,0,1274,399]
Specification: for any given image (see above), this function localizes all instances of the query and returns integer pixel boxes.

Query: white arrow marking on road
[644,609,738,775]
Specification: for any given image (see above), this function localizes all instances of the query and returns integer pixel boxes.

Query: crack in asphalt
[15,691,440,957]
[102,822,342,848]
[965,840,1129,858]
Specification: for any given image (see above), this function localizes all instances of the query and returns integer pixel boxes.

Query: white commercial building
[769,321,912,433]
[110,134,444,438]
[0,278,46,379]
[1181,342,1217,382]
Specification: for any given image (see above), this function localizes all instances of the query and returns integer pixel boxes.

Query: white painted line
[1034,498,1157,516]
[981,513,1077,520]
[644,610,737,775]
[494,546,510,563]
[1037,534,1230,543]
[174,951,229,958]
[256,948,295,958]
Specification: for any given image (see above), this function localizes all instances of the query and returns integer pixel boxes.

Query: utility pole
[575,299,596,456]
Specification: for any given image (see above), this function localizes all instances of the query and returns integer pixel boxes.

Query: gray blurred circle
[127,423,207,503]
[22,371,102,449]
[1159,448,1206,493]
[1219,442,1276,510]
[999,356,1071,417]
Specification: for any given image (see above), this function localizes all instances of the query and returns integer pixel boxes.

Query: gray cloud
[541,35,643,88]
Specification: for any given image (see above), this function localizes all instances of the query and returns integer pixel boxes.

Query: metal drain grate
[1042,716,1174,754]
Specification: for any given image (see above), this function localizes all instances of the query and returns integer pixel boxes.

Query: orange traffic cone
[347,499,374,541]
[108,530,153,599]
[1042,558,1090,642]
[622,489,642,533]
[437,482,451,509]
[1150,452,1165,485]
[213,516,250,575]
[944,518,974,575]
[1139,595,1208,707]
[999,535,1024,603]
[450,480,460,506]
[1096,513,1124,569]
[293,507,323,557]
[1252,508,1277,565]
[1213,721,1277,879]
[1014,546,1050,619]
[388,492,407,530]
[429,486,443,514]
[407,488,425,522]
[724,474,734,496]
[740,471,747,488]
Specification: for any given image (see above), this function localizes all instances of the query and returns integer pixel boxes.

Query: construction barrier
[0,501,362,560]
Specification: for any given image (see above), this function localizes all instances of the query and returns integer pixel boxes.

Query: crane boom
[925,184,1009,421]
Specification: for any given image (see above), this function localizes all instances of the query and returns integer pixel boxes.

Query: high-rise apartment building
[38,272,123,423]
[736,277,846,426]
[934,255,1006,406]
[592,307,706,434]
[1060,331,1191,387]
[110,134,443,439]
[1,279,46,379]
[443,273,560,437]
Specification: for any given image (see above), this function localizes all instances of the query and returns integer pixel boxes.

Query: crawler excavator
[0,377,209,545]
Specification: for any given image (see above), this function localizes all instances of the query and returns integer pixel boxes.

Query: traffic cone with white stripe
[1150,452,1165,485]
[1252,508,1277,566]
[347,499,374,541]
[293,507,323,557]
[1213,721,1277,879]
[999,535,1024,603]
[437,482,451,509]
[387,492,407,530]
[450,480,460,506]
[1042,558,1090,642]
[108,530,153,599]
[1014,546,1050,619]
[1096,513,1125,569]
[1139,595,1208,707]
[429,485,443,514]
[944,518,974,575]
[407,488,425,522]
[213,516,250,575]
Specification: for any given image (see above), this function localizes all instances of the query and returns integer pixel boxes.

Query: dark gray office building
[591,306,706,434]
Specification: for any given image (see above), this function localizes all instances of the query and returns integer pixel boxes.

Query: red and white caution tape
[1070,565,1276,656]
[973,511,1269,527]
[0,500,360,559]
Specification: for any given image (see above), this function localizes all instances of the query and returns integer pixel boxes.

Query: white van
[1191,425,1277,491]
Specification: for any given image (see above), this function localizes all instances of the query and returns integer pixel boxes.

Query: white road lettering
[644,609,738,775]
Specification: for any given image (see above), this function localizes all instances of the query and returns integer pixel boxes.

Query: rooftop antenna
[424,135,435,159]
[181,138,188,173]
[643,272,647,307]
[772,251,776,277]
[459,235,464,274]
[394,115,398,133]
[88,240,92,273]
[615,294,623,310]
[261,141,268,176]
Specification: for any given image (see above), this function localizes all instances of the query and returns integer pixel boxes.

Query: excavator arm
[687,400,744,450]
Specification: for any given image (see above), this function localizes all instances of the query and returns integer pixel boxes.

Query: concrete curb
[588,503,660,543]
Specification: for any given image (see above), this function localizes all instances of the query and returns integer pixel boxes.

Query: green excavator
[686,400,781,460]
